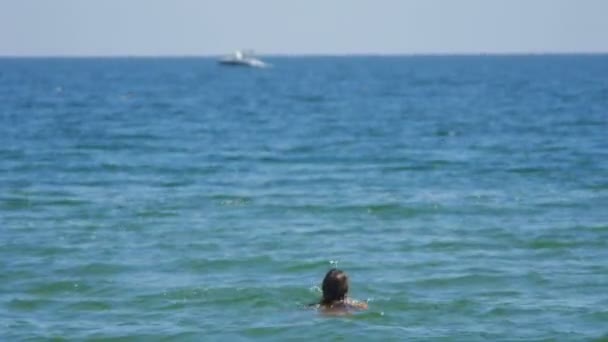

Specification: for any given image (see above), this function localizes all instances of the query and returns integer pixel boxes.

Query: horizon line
[1,51,608,59]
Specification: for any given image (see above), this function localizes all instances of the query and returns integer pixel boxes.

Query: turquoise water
[1,56,607,341]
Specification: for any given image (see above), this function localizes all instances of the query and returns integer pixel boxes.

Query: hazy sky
[1,0,607,56]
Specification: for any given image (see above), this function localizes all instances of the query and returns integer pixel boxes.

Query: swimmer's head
[321,268,349,304]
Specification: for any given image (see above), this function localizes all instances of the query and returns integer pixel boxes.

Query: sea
[1,55,607,341]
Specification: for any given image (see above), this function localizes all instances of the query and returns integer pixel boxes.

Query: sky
[1,0,607,56]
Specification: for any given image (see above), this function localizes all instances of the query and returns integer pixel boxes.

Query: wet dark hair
[320,268,349,305]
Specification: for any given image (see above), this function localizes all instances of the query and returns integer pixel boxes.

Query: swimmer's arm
[348,299,368,310]
[354,301,368,310]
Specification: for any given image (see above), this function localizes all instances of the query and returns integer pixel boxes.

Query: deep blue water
[1,55,608,341]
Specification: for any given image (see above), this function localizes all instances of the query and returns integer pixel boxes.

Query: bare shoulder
[316,300,368,315]
[346,298,368,310]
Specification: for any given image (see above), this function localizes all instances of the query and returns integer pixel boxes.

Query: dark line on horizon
[1,52,608,59]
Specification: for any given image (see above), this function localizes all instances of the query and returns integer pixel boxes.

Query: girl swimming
[314,268,368,313]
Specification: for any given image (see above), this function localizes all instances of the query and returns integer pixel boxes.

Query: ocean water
[1,55,607,341]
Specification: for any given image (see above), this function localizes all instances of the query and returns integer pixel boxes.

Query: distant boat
[218,50,269,68]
